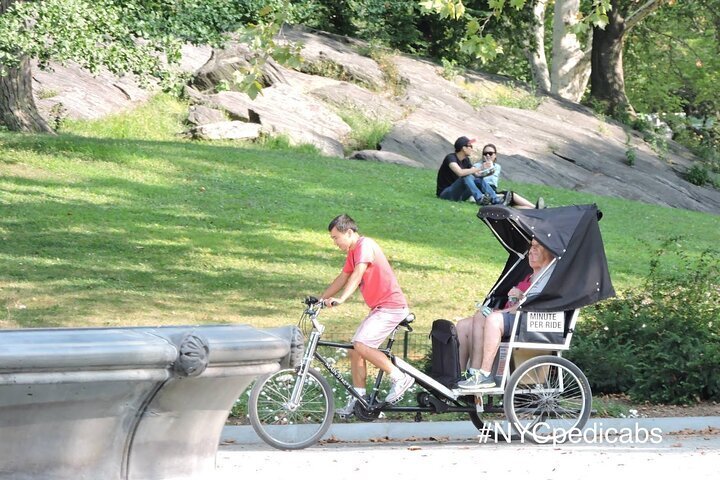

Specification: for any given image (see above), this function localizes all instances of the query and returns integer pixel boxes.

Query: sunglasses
[483,151,496,156]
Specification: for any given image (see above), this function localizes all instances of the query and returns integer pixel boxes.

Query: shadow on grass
[2,133,505,327]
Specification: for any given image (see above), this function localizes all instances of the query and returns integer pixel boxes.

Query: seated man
[455,239,556,389]
[435,136,504,206]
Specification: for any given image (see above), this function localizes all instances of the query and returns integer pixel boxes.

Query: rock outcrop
[31,26,720,214]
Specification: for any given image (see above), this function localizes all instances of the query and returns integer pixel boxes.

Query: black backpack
[429,319,461,388]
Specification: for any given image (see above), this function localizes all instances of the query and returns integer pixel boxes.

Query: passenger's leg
[456,316,473,371]
[468,310,486,369]
[480,312,505,372]
[457,311,496,389]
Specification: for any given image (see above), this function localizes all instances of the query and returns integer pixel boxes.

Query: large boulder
[32,44,212,122]
[32,62,152,121]
[187,121,262,140]
[187,105,226,126]
[283,26,386,90]
[309,82,405,121]
[204,85,351,157]
[191,44,288,92]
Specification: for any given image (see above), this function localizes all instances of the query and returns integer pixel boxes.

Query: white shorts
[352,307,410,348]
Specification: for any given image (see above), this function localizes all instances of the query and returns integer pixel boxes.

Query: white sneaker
[385,374,415,404]
[335,398,357,417]
[457,371,495,389]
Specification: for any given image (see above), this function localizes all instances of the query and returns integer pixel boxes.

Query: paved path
[215,434,719,479]
[214,417,720,479]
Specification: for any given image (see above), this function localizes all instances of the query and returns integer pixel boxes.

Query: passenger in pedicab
[452,203,615,391]
[456,238,556,389]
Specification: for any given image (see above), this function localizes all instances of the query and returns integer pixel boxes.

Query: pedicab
[248,204,615,449]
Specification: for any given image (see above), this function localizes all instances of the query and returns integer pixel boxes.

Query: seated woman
[455,239,555,389]
[472,144,544,209]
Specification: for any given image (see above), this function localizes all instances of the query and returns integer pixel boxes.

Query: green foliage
[49,103,68,131]
[625,147,636,167]
[369,47,408,97]
[336,108,392,153]
[440,58,463,80]
[235,3,302,99]
[255,132,321,154]
[643,131,668,160]
[350,0,426,52]
[685,165,711,186]
[36,89,60,100]
[0,0,255,86]
[290,0,356,35]
[624,0,719,160]
[298,58,370,89]
[59,94,188,140]
[625,1,719,115]
[592,396,632,418]
[568,240,720,405]
[420,0,466,20]
[462,81,541,110]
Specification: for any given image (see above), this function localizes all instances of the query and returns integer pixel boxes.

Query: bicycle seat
[398,313,415,328]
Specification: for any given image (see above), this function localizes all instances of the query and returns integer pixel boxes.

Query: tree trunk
[550,0,592,102]
[0,0,53,133]
[589,0,633,115]
[525,0,551,93]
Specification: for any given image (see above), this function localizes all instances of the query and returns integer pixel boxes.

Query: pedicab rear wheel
[503,355,591,444]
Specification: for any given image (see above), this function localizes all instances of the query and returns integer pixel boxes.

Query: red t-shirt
[342,237,407,309]
[503,273,532,309]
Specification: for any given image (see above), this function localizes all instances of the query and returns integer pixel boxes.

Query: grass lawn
[1,95,718,335]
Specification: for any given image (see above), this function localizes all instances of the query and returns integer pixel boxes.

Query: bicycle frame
[291,302,496,416]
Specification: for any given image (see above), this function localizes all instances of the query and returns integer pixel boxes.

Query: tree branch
[625,0,666,32]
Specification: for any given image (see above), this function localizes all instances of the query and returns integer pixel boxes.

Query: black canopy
[477,204,615,312]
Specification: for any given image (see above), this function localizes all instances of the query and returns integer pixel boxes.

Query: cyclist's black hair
[328,214,358,233]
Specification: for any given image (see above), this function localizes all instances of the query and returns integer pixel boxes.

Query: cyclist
[320,214,414,415]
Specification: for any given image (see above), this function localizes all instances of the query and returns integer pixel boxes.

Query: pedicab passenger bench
[0,324,302,480]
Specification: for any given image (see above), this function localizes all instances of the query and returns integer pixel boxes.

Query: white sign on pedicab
[526,311,565,332]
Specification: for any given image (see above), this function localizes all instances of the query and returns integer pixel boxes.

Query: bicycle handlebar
[304,296,338,308]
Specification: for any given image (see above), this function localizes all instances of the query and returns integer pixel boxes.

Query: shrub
[337,107,392,153]
[686,165,710,186]
[567,240,720,405]
[625,148,636,167]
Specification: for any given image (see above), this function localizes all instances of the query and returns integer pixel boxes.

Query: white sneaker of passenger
[335,398,357,418]
[385,374,415,404]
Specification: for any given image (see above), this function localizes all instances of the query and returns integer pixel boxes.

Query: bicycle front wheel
[249,367,334,450]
